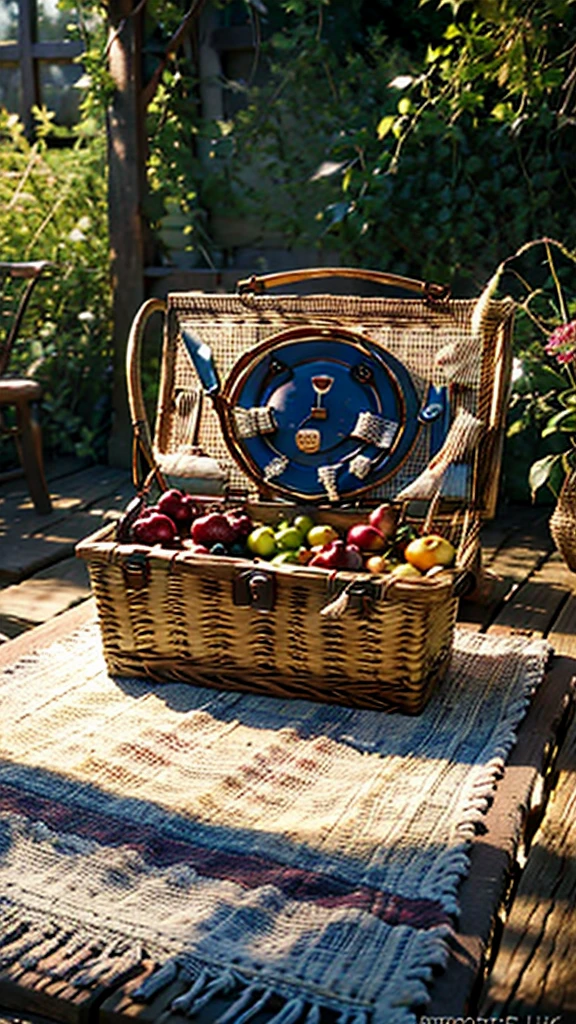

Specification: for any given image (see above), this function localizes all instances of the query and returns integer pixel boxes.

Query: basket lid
[149,277,515,515]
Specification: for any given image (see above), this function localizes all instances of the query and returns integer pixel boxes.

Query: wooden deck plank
[426,654,576,1018]
[488,551,574,638]
[0,1011,63,1023]
[0,963,104,1024]
[0,467,133,582]
[480,505,551,566]
[547,590,576,659]
[479,695,576,1020]
[0,558,90,640]
[459,516,555,632]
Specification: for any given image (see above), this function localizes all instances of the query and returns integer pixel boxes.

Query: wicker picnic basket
[550,467,576,572]
[77,268,515,713]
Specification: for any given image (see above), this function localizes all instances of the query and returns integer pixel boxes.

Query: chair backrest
[0,261,50,376]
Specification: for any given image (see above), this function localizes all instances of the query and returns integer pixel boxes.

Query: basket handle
[126,297,168,493]
[237,267,450,302]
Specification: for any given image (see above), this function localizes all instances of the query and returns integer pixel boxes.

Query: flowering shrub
[532,314,576,496]
[545,321,576,366]
[491,238,576,500]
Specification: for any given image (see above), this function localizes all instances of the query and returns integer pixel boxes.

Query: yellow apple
[306,524,339,547]
[404,534,456,572]
[365,554,391,574]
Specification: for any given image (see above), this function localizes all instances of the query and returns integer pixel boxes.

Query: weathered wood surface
[0,462,133,640]
[479,690,576,1021]
[0,1011,65,1024]
[0,493,575,1023]
[0,557,90,638]
[426,514,576,1019]
[0,464,132,583]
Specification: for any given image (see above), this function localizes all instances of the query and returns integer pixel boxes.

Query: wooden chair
[0,261,53,515]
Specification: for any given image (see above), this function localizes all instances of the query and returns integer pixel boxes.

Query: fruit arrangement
[118,489,457,579]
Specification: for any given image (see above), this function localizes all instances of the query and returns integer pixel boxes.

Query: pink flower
[545,320,576,365]
[541,319,573,368]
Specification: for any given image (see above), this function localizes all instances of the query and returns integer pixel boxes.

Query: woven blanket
[0,622,549,1024]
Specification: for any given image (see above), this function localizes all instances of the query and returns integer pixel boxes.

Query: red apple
[346,523,386,553]
[309,539,352,569]
[342,543,364,570]
[191,512,236,548]
[157,489,197,533]
[225,509,254,541]
[133,511,178,545]
[368,503,400,540]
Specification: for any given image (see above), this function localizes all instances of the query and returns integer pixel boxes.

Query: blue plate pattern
[222,331,421,501]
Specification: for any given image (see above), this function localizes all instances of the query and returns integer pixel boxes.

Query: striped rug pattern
[0,622,549,1023]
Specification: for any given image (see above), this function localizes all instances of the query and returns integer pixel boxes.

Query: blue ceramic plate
[221,327,421,501]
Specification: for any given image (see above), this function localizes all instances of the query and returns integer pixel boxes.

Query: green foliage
[192,0,576,501]
[198,7,421,258]
[487,238,576,501]
[3,0,572,503]
[190,0,576,292]
[0,109,112,468]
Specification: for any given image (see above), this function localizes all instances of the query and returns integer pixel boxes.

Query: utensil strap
[237,267,450,302]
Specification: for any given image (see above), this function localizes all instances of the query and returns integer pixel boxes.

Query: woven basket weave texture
[157,293,514,513]
[77,277,515,714]
[550,468,576,571]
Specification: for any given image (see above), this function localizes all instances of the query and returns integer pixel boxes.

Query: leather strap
[237,267,450,301]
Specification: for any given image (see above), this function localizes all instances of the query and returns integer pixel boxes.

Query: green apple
[404,534,456,572]
[276,525,305,550]
[306,523,339,548]
[293,513,314,538]
[271,550,300,565]
[247,525,277,559]
[391,563,423,579]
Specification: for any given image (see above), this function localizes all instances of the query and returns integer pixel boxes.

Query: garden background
[1,0,575,503]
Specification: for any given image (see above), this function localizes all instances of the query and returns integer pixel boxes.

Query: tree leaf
[541,408,576,436]
[376,116,395,140]
[529,453,562,498]
[559,389,576,408]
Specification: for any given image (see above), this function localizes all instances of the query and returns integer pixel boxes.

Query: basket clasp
[233,568,276,612]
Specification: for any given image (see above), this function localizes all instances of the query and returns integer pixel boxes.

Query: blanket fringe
[138,959,375,1023]
[170,967,211,1014]
[133,957,179,1001]
[171,968,237,1015]
[0,906,145,991]
[212,981,275,1024]
[267,996,308,1024]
